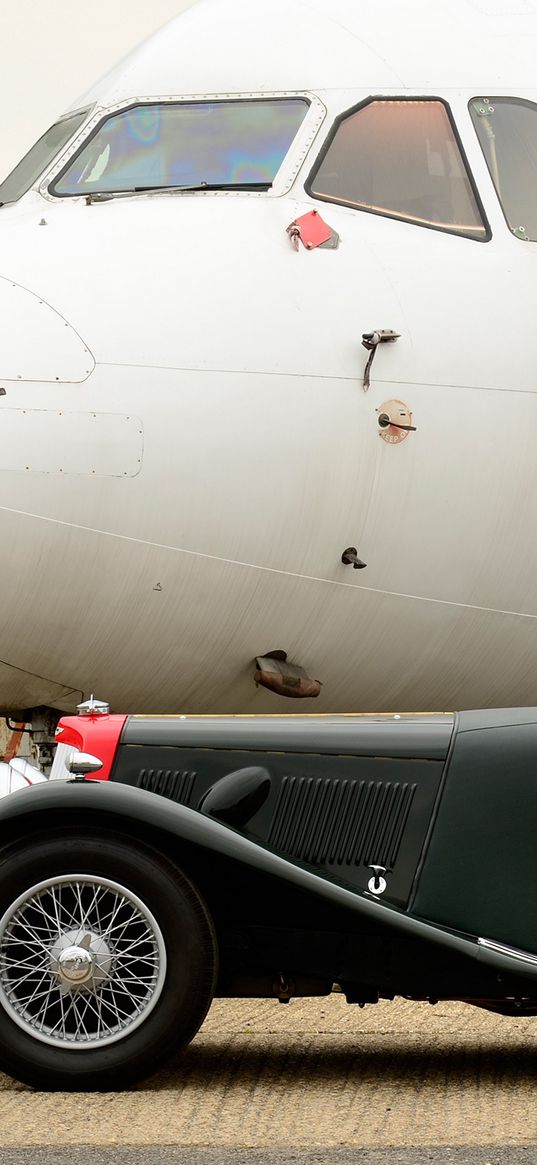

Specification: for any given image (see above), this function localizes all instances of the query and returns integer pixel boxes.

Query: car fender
[0,777,535,987]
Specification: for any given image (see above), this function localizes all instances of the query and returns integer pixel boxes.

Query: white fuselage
[0,0,536,715]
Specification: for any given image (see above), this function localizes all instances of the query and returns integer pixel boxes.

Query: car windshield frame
[47,96,313,199]
[306,95,491,242]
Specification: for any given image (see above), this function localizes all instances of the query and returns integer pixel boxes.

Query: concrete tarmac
[1,1152,536,1165]
[0,997,535,1152]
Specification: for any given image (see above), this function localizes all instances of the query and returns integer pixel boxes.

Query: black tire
[0,830,217,1091]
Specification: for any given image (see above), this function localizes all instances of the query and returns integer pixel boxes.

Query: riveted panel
[0,277,94,382]
[0,409,143,477]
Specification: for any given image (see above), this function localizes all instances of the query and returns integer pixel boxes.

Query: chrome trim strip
[478,936,537,967]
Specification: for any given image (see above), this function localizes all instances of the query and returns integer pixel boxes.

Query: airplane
[0,0,536,761]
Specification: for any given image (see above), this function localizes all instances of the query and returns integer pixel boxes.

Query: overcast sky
[0,0,196,181]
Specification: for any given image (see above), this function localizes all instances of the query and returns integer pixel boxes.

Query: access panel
[111,743,445,907]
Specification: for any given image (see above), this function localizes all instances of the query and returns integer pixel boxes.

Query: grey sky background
[0,0,196,182]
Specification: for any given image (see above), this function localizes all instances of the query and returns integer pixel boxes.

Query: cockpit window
[50,100,309,196]
[0,111,88,207]
[470,98,537,241]
[307,99,488,240]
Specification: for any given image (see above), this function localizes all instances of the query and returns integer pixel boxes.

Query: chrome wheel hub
[50,929,113,991]
[58,945,94,985]
[0,876,167,1048]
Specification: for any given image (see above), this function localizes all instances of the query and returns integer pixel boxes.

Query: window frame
[43,93,326,201]
[305,94,491,243]
[0,107,93,208]
[469,95,537,242]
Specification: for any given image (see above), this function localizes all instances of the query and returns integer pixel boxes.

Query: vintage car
[0,700,535,1091]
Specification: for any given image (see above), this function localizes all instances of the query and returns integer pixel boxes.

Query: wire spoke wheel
[0,876,166,1047]
[0,833,217,1090]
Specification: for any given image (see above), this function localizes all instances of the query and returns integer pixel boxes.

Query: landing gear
[0,832,217,1090]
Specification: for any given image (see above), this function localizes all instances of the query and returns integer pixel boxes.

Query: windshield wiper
[135,181,272,192]
[86,181,272,204]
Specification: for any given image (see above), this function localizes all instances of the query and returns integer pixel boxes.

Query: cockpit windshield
[50,99,309,196]
[0,111,88,206]
[470,97,537,241]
